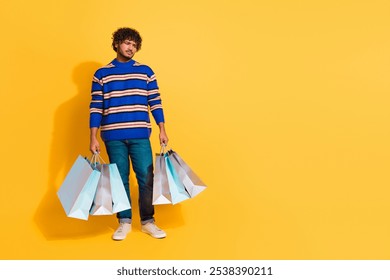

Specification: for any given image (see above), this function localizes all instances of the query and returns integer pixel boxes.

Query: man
[89,27,168,240]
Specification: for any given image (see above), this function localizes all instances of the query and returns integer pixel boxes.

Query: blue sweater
[89,59,165,141]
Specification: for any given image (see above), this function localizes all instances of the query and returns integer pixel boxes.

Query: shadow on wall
[34,61,185,241]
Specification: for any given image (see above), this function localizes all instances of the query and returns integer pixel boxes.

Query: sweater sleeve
[147,70,165,124]
[89,71,104,128]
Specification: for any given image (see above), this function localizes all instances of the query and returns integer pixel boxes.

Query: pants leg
[127,139,155,224]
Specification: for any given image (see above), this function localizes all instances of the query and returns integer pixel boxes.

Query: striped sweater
[89,59,165,141]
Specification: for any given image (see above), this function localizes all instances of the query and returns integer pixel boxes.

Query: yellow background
[1,0,390,259]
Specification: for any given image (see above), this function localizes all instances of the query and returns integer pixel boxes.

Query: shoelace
[148,224,161,232]
[117,224,126,233]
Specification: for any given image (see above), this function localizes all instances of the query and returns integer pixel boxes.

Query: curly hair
[112,27,142,52]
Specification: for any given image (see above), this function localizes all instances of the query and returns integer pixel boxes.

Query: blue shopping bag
[109,163,131,213]
[57,155,100,220]
[165,153,190,205]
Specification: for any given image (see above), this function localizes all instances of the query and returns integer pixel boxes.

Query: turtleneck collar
[111,58,135,67]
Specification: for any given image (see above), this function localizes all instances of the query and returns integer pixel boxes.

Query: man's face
[115,39,138,61]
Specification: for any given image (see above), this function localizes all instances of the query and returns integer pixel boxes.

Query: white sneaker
[141,223,167,239]
[112,223,131,241]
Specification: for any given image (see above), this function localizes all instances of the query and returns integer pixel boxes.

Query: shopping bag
[57,155,100,220]
[152,152,172,205]
[168,150,207,198]
[90,157,131,215]
[165,153,190,204]
[89,164,113,215]
[109,163,131,213]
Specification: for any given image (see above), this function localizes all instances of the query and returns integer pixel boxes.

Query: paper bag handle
[159,144,174,155]
[90,152,106,167]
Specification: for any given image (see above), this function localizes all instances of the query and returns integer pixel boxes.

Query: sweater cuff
[89,114,102,128]
[152,109,165,124]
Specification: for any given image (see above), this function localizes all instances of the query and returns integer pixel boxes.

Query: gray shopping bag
[168,149,207,198]
[90,156,131,215]
[90,164,113,215]
[152,152,172,205]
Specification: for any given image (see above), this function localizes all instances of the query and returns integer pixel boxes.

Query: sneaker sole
[112,236,126,241]
[141,229,167,239]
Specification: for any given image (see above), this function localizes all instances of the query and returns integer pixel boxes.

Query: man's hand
[158,122,169,146]
[90,127,100,154]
